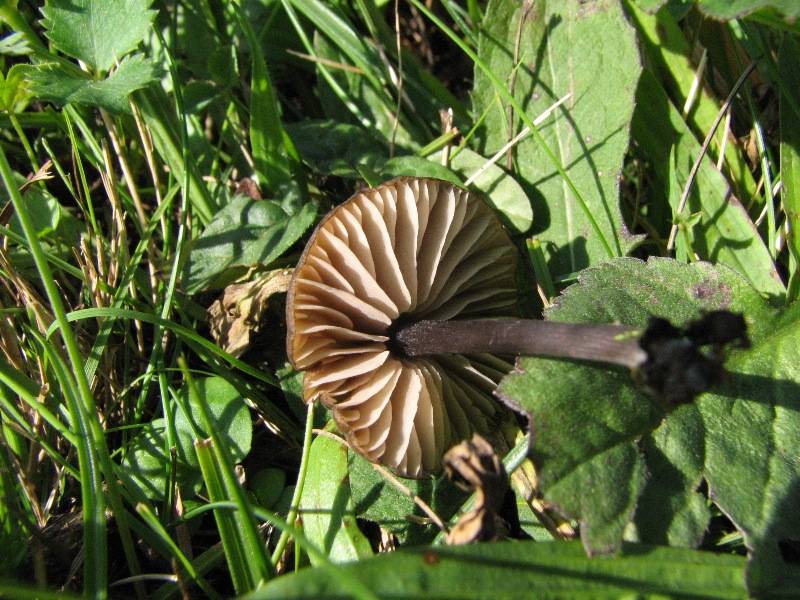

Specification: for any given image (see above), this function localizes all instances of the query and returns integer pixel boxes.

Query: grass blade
[182,359,271,592]
[236,11,305,197]
[779,35,800,301]
[407,0,617,260]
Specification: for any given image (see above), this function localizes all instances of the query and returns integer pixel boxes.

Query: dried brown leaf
[208,269,293,357]
[444,434,509,545]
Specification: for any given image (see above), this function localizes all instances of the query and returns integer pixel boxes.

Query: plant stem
[394,318,648,370]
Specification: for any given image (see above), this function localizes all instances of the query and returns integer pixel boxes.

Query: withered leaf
[208,269,292,357]
[445,434,509,545]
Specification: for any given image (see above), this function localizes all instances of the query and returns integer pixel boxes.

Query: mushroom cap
[286,177,519,477]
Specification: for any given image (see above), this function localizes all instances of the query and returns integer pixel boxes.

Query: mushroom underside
[287,178,519,477]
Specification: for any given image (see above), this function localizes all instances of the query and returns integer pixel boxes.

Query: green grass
[0,0,799,598]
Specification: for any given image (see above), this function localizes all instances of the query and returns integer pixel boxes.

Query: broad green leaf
[123,377,252,500]
[9,187,60,238]
[183,196,316,293]
[26,54,158,113]
[4,184,81,244]
[174,377,252,465]
[285,120,386,178]
[779,35,800,300]
[380,156,462,186]
[248,541,749,599]
[300,435,372,565]
[696,0,800,19]
[40,0,156,72]
[496,258,749,557]
[472,0,642,276]
[500,358,654,554]
[436,147,534,233]
[497,258,800,593]
[123,418,200,500]
[632,71,785,297]
[348,450,465,545]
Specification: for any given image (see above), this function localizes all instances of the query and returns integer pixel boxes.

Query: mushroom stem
[394,319,648,370]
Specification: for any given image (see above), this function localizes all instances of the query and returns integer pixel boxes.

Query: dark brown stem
[394,318,648,370]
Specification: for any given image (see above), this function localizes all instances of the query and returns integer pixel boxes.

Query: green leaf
[40,0,156,72]
[300,436,372,565]
[247,541,749,599]
[9,187,60,238]
[500,359,654,554]
[183,196,317,293]
[699,301,800,592]
[497,258,800,593]
[174,377,252,465]
[123,377,252,500]
[696,0,800,19]
[285,120,386,178]
[250,468,286,510]
[26,54,158,113]
[632,70,785,297]
[497,259,750,538]
[0,64,33,113]
[123,418,199,500]
[472,0,642,276]
[348,450,465,545]
[632,405,710,548]
[436,147,534,234]
[3,183,81,246]
[380,156,462,186]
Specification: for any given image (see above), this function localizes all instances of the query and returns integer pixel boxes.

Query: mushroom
[286,177,736,477]
[286,177,520,477]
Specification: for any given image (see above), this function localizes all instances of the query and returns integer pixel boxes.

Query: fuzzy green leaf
[472,0,642,276]
[497,258,800,593]
[632,404,710,549]
[26,54,158,113]
[248,541,750,599]
[40,0,156,72]
[699,301,800,592]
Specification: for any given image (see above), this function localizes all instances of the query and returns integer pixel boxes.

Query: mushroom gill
[286,177,519,477]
